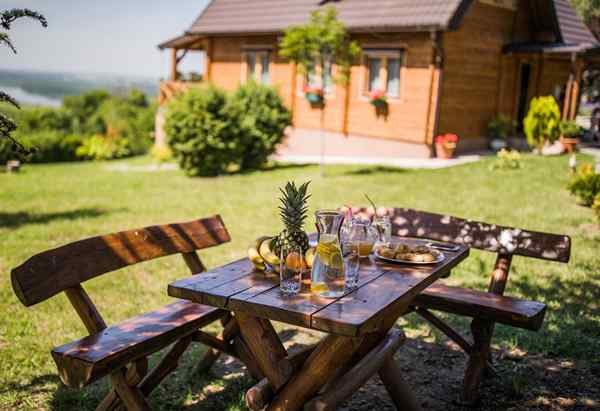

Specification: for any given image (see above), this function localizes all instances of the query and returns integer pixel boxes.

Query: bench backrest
[11,215,231,308]
[343,207,571,263]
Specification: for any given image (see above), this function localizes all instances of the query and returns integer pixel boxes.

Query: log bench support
[237,310,413,411]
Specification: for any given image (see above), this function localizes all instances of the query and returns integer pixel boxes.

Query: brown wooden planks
[12,215,231,307]
[415,283,547,331]
[312,246,469,336]
[168,258,257,306]
[51,301,223,388]
[227,256,391,329]
[342,207,571,263]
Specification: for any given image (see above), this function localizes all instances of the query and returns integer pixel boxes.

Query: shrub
[229,82,291,169]
[560,120,582,138]
[567,164,600,206]
[488,114,515,140]
[523,96,561,151]
[151,144,173,164]
[490,148,521,170]
[593,193,600,223]
[63,89,110,134]
[9,131,86,163]
[16,106,73,134]
[76,134,130,161]
[165,86,241,176]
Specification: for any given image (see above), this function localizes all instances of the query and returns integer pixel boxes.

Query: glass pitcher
[342,217,379,258]
[311,210,345,298]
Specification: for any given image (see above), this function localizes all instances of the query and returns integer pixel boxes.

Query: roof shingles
[187,0,469,35]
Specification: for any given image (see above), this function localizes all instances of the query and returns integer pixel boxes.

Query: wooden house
[158,0,599,158]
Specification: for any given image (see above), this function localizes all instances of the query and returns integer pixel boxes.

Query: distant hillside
[0,69,157,106]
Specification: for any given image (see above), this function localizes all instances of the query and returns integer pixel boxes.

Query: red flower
[303,85,323,95]
[368,89,386,101]
[435,133,459,144]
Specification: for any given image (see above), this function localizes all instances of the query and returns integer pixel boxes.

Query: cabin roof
[186,0,474,35]
[553,0,596,45]
[159,0,597,52]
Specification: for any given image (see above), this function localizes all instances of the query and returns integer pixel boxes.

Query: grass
[1,154,599,410]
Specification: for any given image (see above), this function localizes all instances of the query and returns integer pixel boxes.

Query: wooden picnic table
[168,237,469,411]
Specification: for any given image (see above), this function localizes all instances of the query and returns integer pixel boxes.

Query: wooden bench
[11,215,250,411]
[346,207,571,404]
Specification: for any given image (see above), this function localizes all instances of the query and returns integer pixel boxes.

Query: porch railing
[158,80,203,106]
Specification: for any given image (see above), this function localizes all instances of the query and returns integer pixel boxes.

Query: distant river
[0,85,61,107]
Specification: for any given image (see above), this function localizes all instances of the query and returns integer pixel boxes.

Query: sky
[0,0,210,79]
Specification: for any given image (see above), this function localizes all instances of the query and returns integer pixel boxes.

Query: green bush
[229,82,291,169]
[567,164,600,206]
[15,106,73,134]
[76,134,130,161]
[63,89,110,134]
[165,86,242,176]
[487,114,515,140]
[165,84,291,176]
[523,96,561,151]
[560,120,582,138]
[11,131,86,163]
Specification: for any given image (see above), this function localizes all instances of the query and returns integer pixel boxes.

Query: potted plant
[435,133,459,159]
[303,85,324,107]
[487,114,515,152]
[560,120,582,153]
[368,90,387,107]
[523,96,561,154]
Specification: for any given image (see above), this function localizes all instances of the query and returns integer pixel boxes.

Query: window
[260,53,270,84]
[246,53,257,81]
[304,62,334,94]
[363,49,404,98]
[243,49,270,84]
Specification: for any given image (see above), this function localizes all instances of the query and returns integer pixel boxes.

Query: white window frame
[241,47,272,85]
[361,49,405,102]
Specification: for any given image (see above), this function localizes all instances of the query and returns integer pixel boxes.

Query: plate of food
[375,243,445,265]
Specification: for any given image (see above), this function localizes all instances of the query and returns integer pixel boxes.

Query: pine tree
[1,8,47,156]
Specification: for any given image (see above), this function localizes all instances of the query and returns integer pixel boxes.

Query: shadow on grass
[342,165,407,176]
[0,208,118,229]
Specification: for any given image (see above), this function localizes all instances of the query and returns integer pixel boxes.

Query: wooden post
[205,38,213,82]
[342,66,351,136]
[569,59,583,120]
[563,53,576,120]
[171,48,178,81]
[461,253,513,404]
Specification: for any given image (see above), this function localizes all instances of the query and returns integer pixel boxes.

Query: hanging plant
[368,90,387,108]
[303,85,324,106]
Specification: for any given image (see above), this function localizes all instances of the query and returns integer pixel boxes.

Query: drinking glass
[373,215,392,245]
[342,240,360,289]
[279,245,304,296]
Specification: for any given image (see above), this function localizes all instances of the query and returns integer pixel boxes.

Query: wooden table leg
[379,354,422,411]
[266,334,364,411]
[236,312,293,390]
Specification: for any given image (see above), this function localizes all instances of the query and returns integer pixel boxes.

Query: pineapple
[271,181,311,256]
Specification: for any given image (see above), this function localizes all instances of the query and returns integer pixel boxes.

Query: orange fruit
[285,252,305,270]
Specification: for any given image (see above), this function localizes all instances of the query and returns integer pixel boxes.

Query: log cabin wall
[205,32,435,146]
[438,1,517,151]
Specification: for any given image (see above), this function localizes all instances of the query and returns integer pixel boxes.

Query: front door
[516,63,532,131]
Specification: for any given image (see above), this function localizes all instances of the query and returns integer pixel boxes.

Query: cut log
[305,329,405,411]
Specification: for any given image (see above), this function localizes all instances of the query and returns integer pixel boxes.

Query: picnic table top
[168,237,470,337]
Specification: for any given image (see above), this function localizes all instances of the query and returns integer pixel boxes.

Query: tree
[0,8,47,156]
[279,6,360,174]
[280,6,360,90]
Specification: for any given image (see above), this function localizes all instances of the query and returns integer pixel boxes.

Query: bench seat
[52,300,224,388]
[414,283,546,331]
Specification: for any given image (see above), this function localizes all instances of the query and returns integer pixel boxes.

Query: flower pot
[436,142,455,159]
[560,136,579,153]
[305,92,324,107]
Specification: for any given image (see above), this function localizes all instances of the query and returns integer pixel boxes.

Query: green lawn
[1,155,599,410]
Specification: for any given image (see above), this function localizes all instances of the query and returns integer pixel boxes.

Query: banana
[248,245,266,272]
[255,235,272,252]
